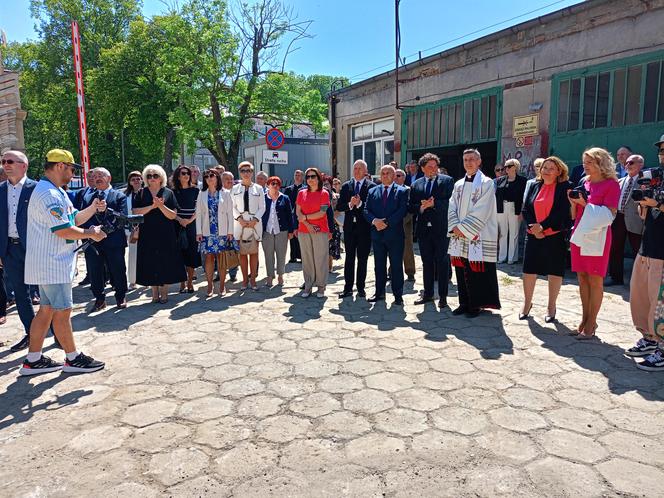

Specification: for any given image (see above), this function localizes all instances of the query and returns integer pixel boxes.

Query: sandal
[576,325,598,340]
[159,298,168,304]
[187,288,194,294]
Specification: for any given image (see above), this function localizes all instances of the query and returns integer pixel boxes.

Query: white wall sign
[262,149,288,165]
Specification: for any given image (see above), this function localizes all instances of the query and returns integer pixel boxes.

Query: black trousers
[455,259,501,311]
[4,243,35,334]
[85,245,127,302]
[419,234,450,299]
[373,236,405,297]
[343,229,372,292]
[289,236,301,261]
[608,213,642,284]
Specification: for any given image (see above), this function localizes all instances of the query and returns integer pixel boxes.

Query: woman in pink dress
[569,147,620,339]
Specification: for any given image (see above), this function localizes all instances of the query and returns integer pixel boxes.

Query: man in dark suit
[0,150,55,351]
[404,161,424,187]
[364,164,408,305]
[284,169,304,263]
[77,167,128,311]
[337,160,376,298]
[409,153,454,308]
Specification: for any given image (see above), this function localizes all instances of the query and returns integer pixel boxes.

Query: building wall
[243,140,331,186]
[331,0,664,180]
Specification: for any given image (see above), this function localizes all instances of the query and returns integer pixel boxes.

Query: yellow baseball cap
[46,149,82,169]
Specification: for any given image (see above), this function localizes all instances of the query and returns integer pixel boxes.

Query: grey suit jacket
[620,176,644,234]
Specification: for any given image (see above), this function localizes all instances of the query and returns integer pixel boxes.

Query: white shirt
[350,178,365,209]
[25,179,79,285]
[6,176,27,238]
[266,197,280,235]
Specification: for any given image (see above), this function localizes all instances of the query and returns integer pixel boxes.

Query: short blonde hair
[238,161,254,172]
[142,164,168,187]
[537,156,569,183]
[504,158,521,173]
[582,147,617,181]
[533,157,545,171]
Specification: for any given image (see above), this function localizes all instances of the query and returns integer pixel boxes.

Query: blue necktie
[354,181,360,196]
[426,178,434,197]
[382,186,388,208]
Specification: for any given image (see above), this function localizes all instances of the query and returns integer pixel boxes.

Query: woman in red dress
[569,147,620,339]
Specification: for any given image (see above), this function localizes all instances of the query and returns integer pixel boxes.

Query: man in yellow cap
[19,149,107,375]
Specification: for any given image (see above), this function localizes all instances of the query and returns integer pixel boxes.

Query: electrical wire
[348,0,578,83]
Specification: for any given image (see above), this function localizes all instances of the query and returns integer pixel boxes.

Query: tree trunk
[163,126,176,174]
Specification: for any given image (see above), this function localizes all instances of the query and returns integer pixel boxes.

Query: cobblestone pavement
[1,256,663,497]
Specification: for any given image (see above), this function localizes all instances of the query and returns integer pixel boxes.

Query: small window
[569,78,581,131]
[612,68,626,127]
[432,108,441,146]
[352,124,372,141]
[472,98,480,142]
[582,75,597,129]
[488,95,497,139]
[353,144,363,162]
[373,120,394,138]
[480,96,489,140]
[440,106,448,145]
[383,140,394,165]
[643,61,660,123]
[625,65,642,125]
[557,79,570,132]
[596,72,610,128]
[454,103,462,144]
[463,100,473,143]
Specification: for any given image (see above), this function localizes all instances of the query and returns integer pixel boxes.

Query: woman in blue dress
[195,169,236,297]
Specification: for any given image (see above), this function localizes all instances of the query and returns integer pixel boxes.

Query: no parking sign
[265,128,285,149]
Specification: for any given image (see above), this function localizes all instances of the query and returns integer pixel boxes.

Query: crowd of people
[1,131,663,376]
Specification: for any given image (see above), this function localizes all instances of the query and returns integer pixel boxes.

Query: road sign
[263,149,288,165]
[265,128,285,149]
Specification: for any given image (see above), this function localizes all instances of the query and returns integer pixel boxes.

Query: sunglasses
[179,171,191,176]
[495,168,505,172]
[269,181,280,186]
[659,148,664,154]
[306,174,318,179]
[146,174,160,180]
[129,176,142,182]
[505,164,515,169]
[240,169,252,174]
[1,159,23,165]
[203,174,216,179]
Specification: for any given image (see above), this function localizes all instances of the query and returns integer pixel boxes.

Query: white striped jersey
[25,179,79,285]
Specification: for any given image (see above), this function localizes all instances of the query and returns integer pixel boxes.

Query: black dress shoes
[10,335,30,352]
[393,296,404,306]
[367,294,385,303]
[465,308,481,318]
[414,296,434,305]
[357,290,366,298]
[452,306,467,316]
[438,299,448,309]
[338,290,353,298]
[406,275,415,282]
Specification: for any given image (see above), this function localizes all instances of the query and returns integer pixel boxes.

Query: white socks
[26,352,42,362]
[66,351,80,361]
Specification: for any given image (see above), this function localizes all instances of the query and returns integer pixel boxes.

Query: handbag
[220,239,240,269]
[239,227,259,255]
[129,227,139,244]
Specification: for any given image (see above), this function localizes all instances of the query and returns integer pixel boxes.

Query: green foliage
[4,0,346,178]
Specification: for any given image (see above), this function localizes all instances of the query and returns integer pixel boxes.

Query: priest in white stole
[447,148,501,317]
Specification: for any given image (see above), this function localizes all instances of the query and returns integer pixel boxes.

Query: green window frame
[401,86,503,153]
[552,50,664,134]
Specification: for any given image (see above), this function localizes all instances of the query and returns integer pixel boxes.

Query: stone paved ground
[1,255,663,497]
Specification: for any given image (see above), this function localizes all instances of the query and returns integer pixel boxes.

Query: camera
[631,168,664,203]
[75,208,144,253]
[569,185,588,201]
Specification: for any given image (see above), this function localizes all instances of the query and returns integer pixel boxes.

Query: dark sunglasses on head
[1,159,23,165]
[146,174,160,179]
[306,174,317,179]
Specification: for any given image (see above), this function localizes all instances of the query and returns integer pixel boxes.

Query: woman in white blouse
[231,161,266,290]
[125,171,143,288]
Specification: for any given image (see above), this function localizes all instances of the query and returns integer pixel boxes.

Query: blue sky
[2,0,584,82]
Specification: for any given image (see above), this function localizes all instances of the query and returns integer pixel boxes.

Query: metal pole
[395,0,399,110]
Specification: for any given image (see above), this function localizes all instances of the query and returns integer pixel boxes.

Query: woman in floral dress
[195,169,236,297]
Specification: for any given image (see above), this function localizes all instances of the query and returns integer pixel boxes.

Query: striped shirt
[25,179,79,285]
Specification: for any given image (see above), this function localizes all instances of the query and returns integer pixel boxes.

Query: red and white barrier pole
[71,20,90,184]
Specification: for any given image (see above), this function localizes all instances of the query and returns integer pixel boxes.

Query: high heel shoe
[544,308,557,323]
[518,304,532,320]
[206,283,213,297]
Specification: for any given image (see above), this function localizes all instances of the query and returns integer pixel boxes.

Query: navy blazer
[405,170,424,187]
[79,188,128,248]
[336,178,376,232]
[261,193,294,235]
[408,174,454,238]
[495,175,528,214]
[363,183,408,241]
[0,178,37,257]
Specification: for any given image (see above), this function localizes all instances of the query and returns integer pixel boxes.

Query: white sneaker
[316,291,325,298]
[301,291,311,298]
